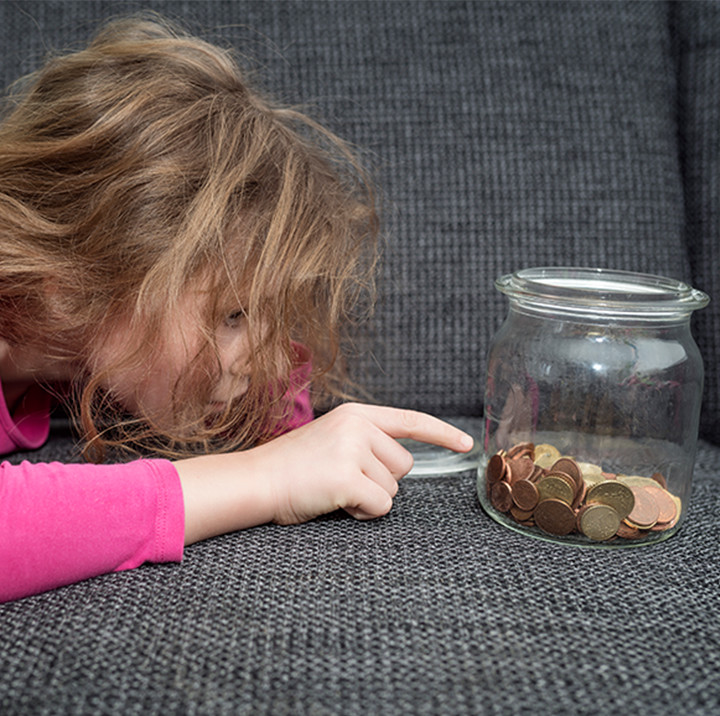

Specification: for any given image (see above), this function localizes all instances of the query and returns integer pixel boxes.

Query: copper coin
[504,460,514,484]
[509,456,535,483]
[530,464,545,482]
[644,485,678,524]
[510,506,534,522]
[534,498,577,536]
[578,504,621,542]
[537,474,575,505]
[507,442,534,459]
[626,486,660,528]
[490,481,513,512]
[616,522,644,539]
[486,453,506,484]
[559,465,584,498]
[650,509,680,531]
[586,480,635,520]
[650,472,668,489]
[575,504,591,532]
[551,457,582,484]
[572,481,587,511]
[512,479,540,511]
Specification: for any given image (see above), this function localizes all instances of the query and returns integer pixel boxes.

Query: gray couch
[1,1,719,714]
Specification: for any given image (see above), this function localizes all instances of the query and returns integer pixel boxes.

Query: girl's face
[97,290,253,426]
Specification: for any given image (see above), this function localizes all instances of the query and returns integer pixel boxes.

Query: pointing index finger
[355,404,475,453]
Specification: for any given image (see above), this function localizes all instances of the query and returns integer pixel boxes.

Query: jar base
[477,458,683,549]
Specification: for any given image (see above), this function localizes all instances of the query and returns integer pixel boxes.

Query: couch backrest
[1,0,717,444]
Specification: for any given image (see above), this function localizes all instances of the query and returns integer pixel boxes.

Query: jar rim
[496,267,709,317]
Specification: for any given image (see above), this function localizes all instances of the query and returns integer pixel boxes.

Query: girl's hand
[254,402,474,524]
[174,403,474,545]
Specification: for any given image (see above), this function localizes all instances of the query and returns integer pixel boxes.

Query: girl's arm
[175,403,474,544]
[0,458,184,603]
[1,403,472,602]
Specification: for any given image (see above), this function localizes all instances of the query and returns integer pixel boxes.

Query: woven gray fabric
[1,2,719,714]
[1,431,719,715]
[672,1,720,442]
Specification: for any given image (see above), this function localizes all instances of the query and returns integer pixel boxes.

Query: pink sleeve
[0,458,185,603]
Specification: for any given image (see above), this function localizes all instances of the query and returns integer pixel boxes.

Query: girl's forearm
[174,452,276,546]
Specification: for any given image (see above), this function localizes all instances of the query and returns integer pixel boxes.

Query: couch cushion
[672,1,720,443]
[0,1,712,438]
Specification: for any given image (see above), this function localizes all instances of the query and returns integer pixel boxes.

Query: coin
[626,485,660,529]
[534,443,561,470]
[576,461,603,477]
[551,458,582,483]
[529,463,545,482]
[578,503,621,541]
[534,498,576,536]
[509,456,535,483]
[510,506,534,522]
[537,474,575,505]
[616,522,643,539]
[650,472,668,489]
[490,481,513,512]
[512,479,540,511]
[486,454,506,484]
[586,481,635,520]
[507,442,534,459]
[616,475,661,489]
[576,461,604,487]
[650,494,681,531]
[644,485,677,524]
[571,481,587,510]
[482,441,683,543]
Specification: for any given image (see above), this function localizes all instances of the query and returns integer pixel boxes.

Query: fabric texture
[0,428,718,715]
[0,1,718,715]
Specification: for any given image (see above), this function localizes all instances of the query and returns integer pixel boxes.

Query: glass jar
[477,267,709,547]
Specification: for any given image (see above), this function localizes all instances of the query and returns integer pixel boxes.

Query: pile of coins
[484,441,682,541]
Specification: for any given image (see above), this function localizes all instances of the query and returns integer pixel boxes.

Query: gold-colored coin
[576,461,603,485]
[578,503,621,541]
[586,480,635,520]
[617,475,662,489]
[536,474,575,505]
[534,443,561,470]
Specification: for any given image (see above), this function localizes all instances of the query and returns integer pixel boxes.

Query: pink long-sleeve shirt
[0,351,313,603]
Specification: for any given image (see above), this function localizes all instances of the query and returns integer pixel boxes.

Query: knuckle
[399,409,421,432]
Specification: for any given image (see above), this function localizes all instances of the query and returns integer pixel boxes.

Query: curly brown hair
[0,14,379,460]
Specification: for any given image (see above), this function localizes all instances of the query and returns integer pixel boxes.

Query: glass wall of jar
[478,267,709,547]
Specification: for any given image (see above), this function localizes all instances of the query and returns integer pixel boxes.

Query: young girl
[0,15,472,602]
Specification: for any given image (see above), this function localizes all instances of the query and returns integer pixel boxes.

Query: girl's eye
[224,310,246,329]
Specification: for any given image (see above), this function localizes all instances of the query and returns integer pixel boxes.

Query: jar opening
[496,267,709,319]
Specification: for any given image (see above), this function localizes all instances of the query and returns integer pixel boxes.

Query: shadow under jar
[477,267,709,547]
